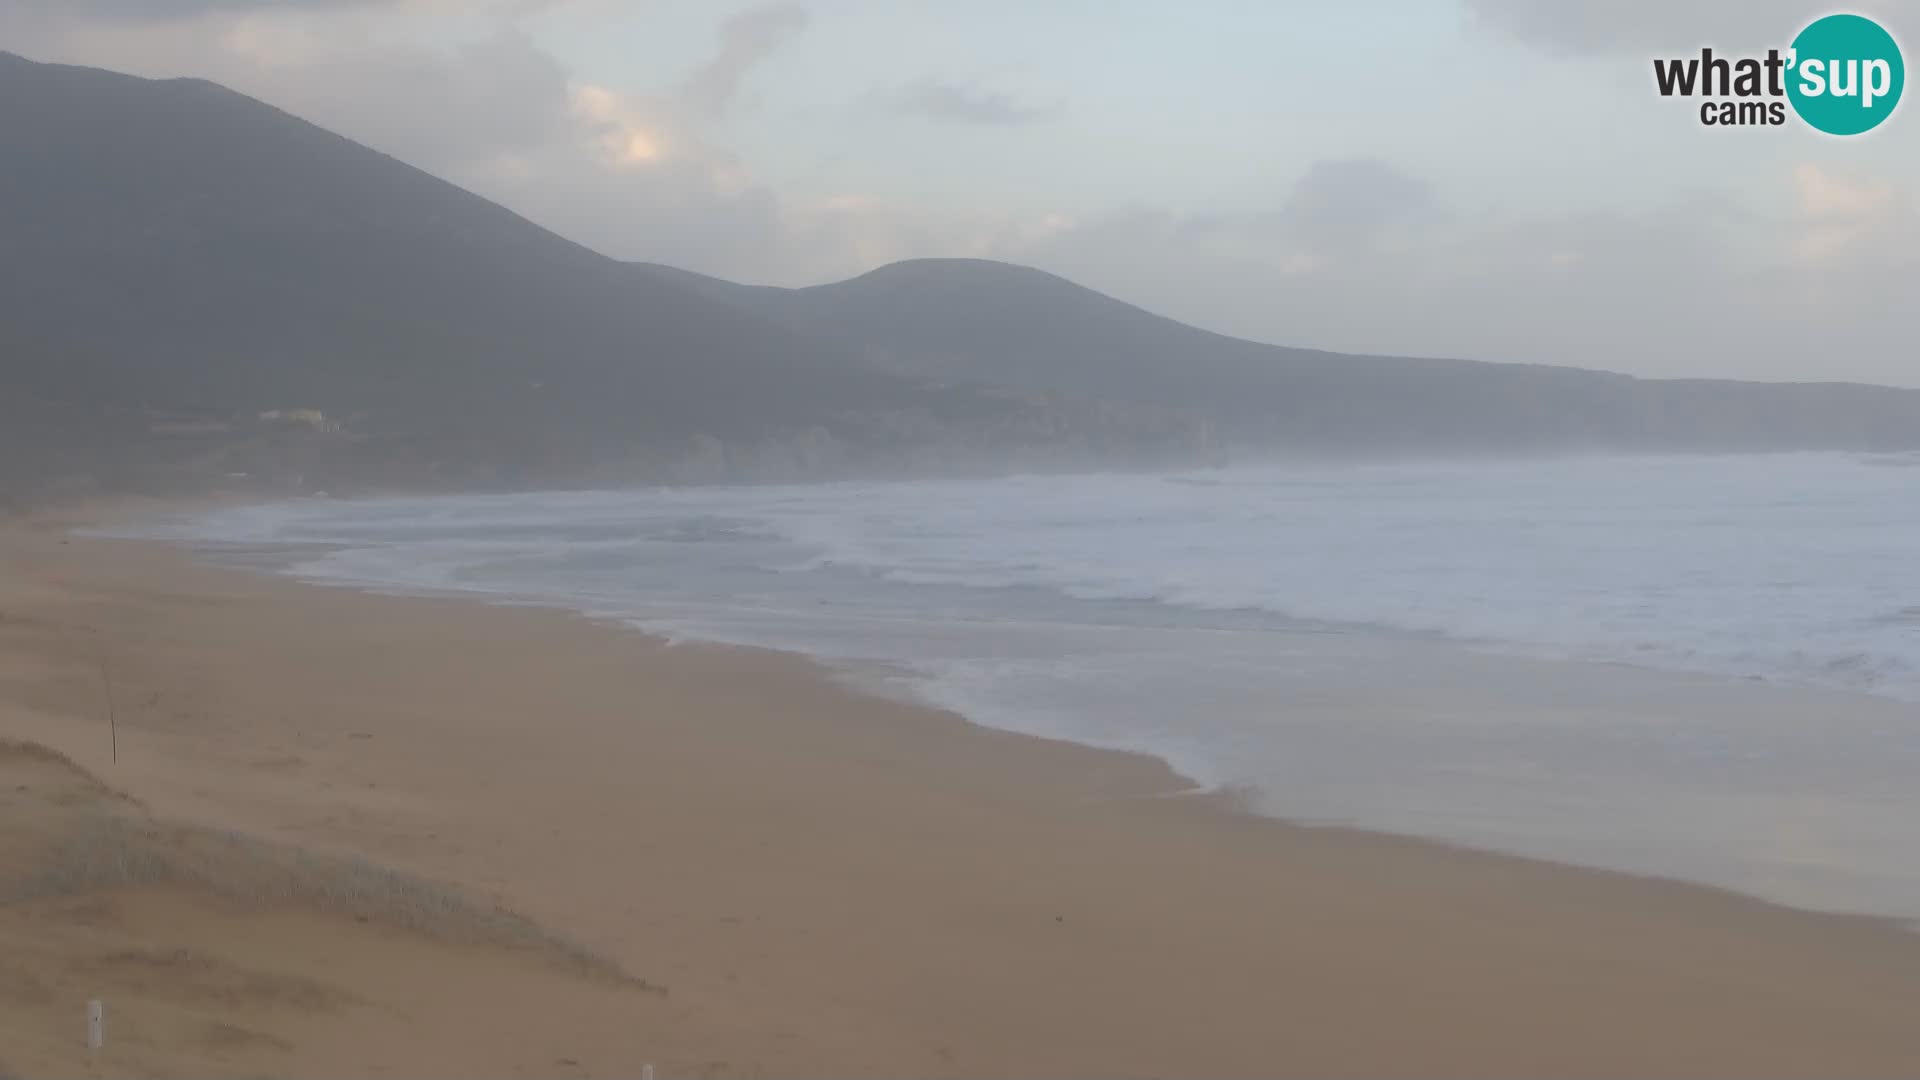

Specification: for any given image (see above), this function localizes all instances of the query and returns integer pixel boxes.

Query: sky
[3,0,1916,385]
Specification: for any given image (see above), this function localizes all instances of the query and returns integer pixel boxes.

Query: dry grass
[0,738,134,807]
[0,736,102,775]
[3,815,650,986]
[0,738,659,992]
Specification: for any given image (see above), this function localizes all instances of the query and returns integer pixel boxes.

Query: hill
[633,257,1920,454]
[6,49,1920,506]
[0,52,1138,503]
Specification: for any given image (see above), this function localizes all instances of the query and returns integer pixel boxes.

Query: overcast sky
[4,0,1916,384]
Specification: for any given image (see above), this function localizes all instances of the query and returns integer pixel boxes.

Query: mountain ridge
[643,255,1906,392]
[632,256,1920,453]
[2,50,1154,502]
[5,49,1920,505]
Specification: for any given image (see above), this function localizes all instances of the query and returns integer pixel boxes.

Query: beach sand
[4,507,1920,1078]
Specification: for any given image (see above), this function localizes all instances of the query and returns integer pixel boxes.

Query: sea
[119,453,1920,920]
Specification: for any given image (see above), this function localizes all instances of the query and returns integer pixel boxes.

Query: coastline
[128,491,1920,922]
[6,508,1920,1077]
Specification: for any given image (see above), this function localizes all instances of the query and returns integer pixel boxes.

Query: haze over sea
[135,454,1920,920]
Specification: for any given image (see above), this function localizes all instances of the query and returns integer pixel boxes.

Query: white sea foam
[113,454,1920,918]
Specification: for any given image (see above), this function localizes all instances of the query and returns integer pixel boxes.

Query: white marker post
[641,1066,654,1080]
[86,999,105,1053]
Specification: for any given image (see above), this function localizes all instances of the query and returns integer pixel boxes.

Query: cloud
[6,1,1917,387]
[1789,163,1916,273]
[1793,163,1897,219]
[882,79,1050,126]
[1278,158,1439,255]
[0,0,405,20]
[1464,0,1913,55]
[285,29,576,174]
[1005,159,1918,385]
[18,13,577,175]
[1121,158,1439,277]
[680,2,810,116]
[0,0,846,277]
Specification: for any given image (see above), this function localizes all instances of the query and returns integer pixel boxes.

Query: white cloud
[878,79,1051,126]
[1464,0,1915,55]
[1785,165,1917,307]
[679,2,810,116]
[1794,163,1897,219]
[1006,161,1919,385]
[0,0,871,279]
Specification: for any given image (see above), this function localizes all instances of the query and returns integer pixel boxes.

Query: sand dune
[0,738,673,1079]
[4,510,1920,1077]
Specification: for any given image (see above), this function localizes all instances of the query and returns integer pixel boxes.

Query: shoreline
[6,508,1920,1075]
[120,505,1920,923]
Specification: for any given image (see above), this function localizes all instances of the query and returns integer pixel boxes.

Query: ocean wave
[115,453,1920,705]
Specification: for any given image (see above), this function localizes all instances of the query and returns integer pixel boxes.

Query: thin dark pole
[93,633,117,764]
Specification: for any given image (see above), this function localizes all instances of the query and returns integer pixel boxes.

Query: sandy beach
[4,507,1920,1078]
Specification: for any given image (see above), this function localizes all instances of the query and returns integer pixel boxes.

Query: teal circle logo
[1787,14,1905,135]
